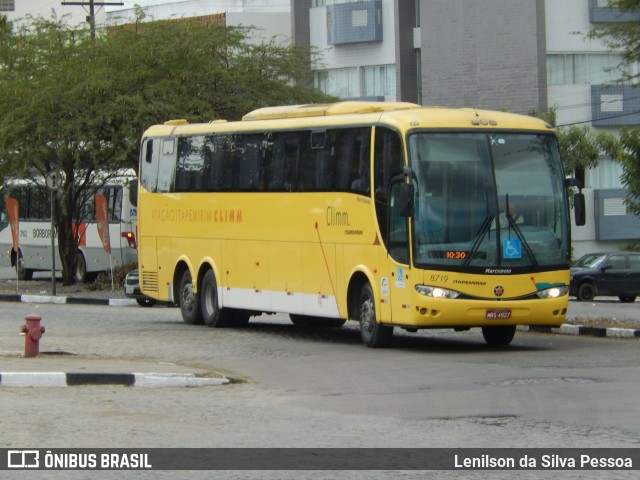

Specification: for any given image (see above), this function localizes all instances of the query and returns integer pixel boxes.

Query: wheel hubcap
[182,284,194,312]
[361,298,374,333]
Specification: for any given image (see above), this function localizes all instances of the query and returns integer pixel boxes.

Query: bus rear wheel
[74,252,90,283]
[481,325,516,347]
[179,269,203,325]
[200,269,233,328]
[358,283,393,348]
[16,251,33,281]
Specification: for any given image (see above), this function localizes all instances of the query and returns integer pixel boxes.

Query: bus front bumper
[395,295,569,329]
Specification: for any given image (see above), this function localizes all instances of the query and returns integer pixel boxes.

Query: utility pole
[61,1,124,39]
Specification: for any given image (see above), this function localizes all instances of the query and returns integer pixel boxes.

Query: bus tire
[200,269,232,328]
[179,269,203,325]
[74,252,88,283]
[358,283,393,348]
[16,251,33,281]
[482,325,516,347]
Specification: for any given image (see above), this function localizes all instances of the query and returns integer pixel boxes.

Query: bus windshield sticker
[395,267,405,288]
[502,237,522,260]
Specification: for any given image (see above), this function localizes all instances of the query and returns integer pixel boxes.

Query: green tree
[529,107,621,179]
[0,14,332,285]
[618,129,640,215]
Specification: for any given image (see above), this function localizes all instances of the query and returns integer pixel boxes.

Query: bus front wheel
[481,325,516,347]
[179,269,203,325]
[200,269,232,328]
[358,283,393,348]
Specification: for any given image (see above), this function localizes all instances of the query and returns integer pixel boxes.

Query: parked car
[123,269,157,307]
[569,252,640,303]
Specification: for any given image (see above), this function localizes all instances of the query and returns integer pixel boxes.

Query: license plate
[486,309,511,319]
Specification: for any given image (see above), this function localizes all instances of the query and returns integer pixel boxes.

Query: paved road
[0,301,638,479]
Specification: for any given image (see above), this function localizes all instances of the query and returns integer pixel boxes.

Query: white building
[1,0,106,27]
[106,0,291,43]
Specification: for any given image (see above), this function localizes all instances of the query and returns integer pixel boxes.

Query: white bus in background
[0,171,138,282]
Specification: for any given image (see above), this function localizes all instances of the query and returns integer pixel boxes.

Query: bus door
[384,178,413,324]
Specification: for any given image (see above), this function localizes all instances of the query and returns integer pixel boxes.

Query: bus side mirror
[399,183,414,218]
[574,192,585,226]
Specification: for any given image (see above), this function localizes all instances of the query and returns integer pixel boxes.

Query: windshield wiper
[504,195,539,267]
[463,214,494,267]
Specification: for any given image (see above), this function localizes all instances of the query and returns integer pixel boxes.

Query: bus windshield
[408,132,570,271]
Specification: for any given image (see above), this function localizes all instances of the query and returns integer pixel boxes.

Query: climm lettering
[326,206,350,226]
[152,208,242,224]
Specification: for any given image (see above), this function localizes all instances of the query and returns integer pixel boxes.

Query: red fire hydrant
[20,313,45,358]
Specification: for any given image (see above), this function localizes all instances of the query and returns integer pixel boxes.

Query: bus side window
[335,132,355,191]
[268,133,299,192]
[158,139,176,192]
[388,179,410,264]
[140,139,158,193]
[374,127,403,248]
[110,187,123,222]
[236,134,262,191]
[351,129,371,194]
[176,136,205,192]
[208,135,234,191]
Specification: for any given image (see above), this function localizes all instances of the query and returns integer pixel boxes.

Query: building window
[361,65,396,98]
[547,53,626,85]
[0,0,15,12]
[315,68,358,98]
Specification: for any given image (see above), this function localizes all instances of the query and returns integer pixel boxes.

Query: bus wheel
[74,252,88,283]
[179,269,203,325]
[481,325,516,347]
[16,251,33,281]
[358,283,393,348]
[200,270,232,328]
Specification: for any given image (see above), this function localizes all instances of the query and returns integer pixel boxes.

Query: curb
[523,324,640,339]
[0,371,231,388]
[0,293,136,307]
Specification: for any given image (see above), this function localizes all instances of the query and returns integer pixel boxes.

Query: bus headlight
[415,285,461,299]
[535,286,569,299]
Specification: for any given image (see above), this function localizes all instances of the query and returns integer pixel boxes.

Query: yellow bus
[137,101,584,347]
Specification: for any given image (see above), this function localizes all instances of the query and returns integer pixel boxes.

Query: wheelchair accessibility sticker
[503,237,522,259]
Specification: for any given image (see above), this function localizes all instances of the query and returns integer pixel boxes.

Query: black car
[570,252,640,303]
[123,269,157,307]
